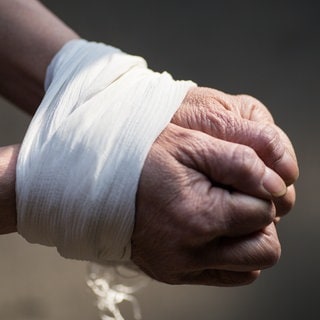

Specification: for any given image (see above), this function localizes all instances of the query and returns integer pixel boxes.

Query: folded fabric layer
[16,39,195,263]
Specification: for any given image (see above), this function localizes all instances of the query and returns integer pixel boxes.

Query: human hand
[171,87,299,216]
[0,145,19,234]
[132,124,285,286]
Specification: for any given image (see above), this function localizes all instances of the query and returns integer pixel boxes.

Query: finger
[273,184,296,217]
[234,121,298,185]
[162,124,287,199]
[178,269,261,287]
[191,189,276,242]
[230,94,299,185]
[180,113,299,186]
[217,120,299,186]
[198,223,281,272]
[272,125,299,185]
[172,88,299,185]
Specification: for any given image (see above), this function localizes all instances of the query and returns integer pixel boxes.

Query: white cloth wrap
[16,39,195,263]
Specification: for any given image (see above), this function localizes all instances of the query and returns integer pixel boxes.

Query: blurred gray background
[0,0,319,319]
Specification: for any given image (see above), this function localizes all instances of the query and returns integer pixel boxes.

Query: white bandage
[16,39,195,263]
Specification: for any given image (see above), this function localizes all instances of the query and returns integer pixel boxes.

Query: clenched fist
[132,87,298,286]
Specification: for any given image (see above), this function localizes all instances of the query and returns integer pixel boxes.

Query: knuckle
[238,94,267,110]
[239,230,281,269]
[238,94,262,105]
[237,94,274,122]
[261,236,282,267]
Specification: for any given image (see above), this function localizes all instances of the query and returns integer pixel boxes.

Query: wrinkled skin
[0,0,298,286]
[172,87,297,215]
[132,87,298,286]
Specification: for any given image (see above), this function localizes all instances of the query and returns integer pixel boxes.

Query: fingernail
[263,167,287,197]
[274,151,299,185]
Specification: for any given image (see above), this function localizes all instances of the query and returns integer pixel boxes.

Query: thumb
[161,124,287,200]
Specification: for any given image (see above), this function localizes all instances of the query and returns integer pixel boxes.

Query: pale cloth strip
[16,39,196,263]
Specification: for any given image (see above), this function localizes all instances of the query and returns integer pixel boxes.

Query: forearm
[0,145,19,234]
[0,0,79,114]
